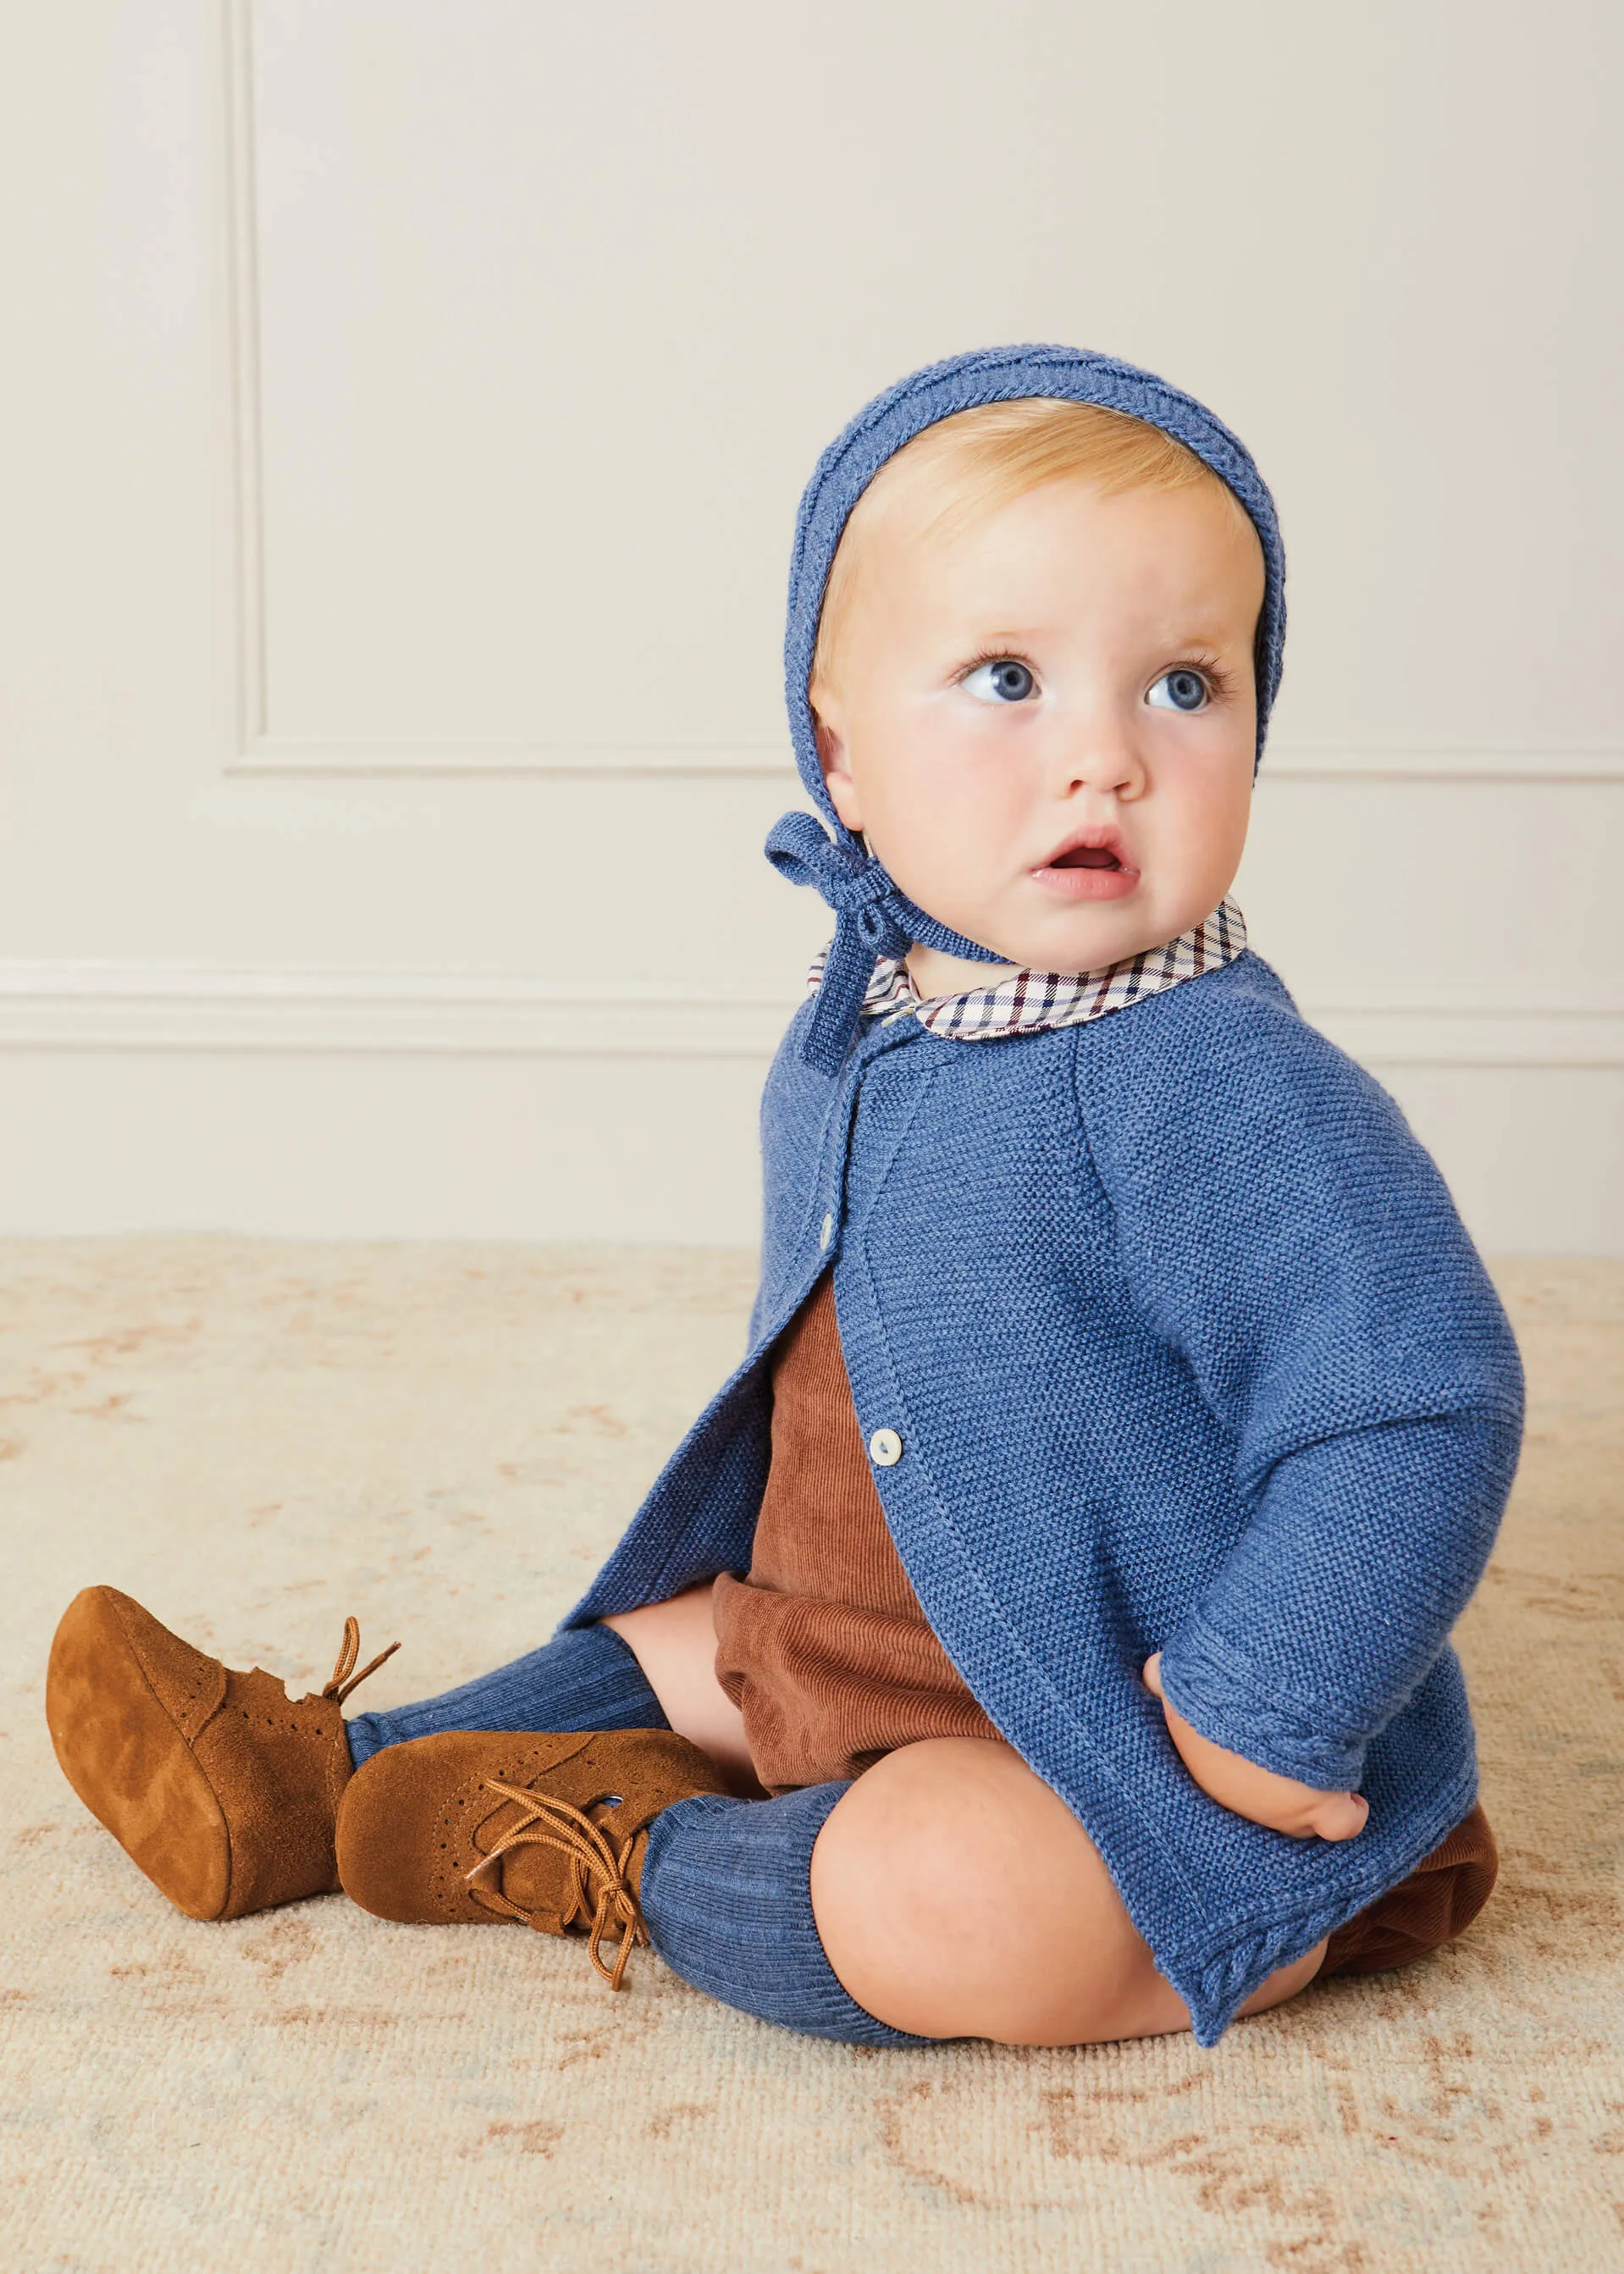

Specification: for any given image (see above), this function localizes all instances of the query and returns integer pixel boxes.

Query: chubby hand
[1141,1653,1369,1842]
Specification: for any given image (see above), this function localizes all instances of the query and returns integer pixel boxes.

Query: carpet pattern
[2,1241,1620,2271]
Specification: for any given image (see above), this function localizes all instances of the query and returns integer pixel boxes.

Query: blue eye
[1146,668,1210,713]
[963,658,1036,704]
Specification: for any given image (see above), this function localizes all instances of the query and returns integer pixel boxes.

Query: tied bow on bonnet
[763,811,994,1076]
[768,345,1288,1076]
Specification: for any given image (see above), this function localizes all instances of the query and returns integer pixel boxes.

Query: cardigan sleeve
[1075,970,1524,1791]
[1151,1410,1517,1787]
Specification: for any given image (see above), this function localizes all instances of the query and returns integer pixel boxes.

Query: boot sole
[47,1587,231,1921]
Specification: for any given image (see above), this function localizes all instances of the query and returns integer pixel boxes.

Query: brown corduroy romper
[711,1274,1496,1980]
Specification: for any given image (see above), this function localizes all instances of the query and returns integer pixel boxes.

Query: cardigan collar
[806,897,1247,1044]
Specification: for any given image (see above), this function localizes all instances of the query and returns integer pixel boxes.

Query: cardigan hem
[1161,1754,1481,2044]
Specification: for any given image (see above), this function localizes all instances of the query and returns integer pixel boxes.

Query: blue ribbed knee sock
[345,1622,666,1768]
[638,1781,927,2048]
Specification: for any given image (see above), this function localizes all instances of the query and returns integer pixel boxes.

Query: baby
[47,346,1522,2050]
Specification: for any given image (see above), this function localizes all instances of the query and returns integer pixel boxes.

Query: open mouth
[1032,830,1140,901]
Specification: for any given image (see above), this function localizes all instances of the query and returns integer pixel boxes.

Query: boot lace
[321,1617,400,1707]
[466,1778,649,1990]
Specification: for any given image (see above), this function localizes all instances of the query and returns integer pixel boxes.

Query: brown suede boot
[335,1728,729,1989]
[47,1585,398,1922]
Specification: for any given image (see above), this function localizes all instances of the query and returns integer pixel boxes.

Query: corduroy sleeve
[1075,971,1525,1791]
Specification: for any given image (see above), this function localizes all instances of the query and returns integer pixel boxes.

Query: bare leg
[603,1611,1324,2043]
[809,1735,1327,2044]
[602,1584,763,1795]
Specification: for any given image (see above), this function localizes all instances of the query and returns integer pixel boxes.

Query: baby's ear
[813,709,864,833]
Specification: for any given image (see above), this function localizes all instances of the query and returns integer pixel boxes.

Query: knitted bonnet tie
[769,344,1288,1077]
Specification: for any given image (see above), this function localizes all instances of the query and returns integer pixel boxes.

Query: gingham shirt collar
[806,897,1247,1043]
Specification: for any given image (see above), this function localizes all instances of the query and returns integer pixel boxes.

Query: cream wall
[1,0,1620,1249]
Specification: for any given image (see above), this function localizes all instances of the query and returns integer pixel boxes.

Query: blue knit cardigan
[566,346,1522,2041]
[567,954,1522,2043]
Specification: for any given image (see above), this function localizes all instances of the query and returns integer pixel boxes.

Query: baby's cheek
[873,746,1009,899]
[1163,774,1251,905]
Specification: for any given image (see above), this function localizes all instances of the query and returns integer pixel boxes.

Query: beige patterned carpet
[3,1241,1620,2271]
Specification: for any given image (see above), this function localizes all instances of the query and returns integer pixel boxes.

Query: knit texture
[345,1621,666,1768]
[766,344,1289,1073]
[567,952,1524,2044]
[640,1784,925,2047]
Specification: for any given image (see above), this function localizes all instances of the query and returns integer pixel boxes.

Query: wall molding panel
[2,964,1618,1070]
[218,7,1624,792]
[0,965,796,1060]
[222,0,793,783]
[223,0,268,764]
[229,739,801,779]
[1261,749,1624,785]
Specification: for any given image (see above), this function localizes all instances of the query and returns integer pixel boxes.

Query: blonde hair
[809,397,1251,705]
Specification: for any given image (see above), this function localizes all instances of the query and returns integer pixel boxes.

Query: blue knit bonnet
[765,344,1287,1074]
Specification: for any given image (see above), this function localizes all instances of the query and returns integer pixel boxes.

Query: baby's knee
[809,1738,1168,2043]
[815,1740,1019,1939]
[808,1743,1005,2034]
